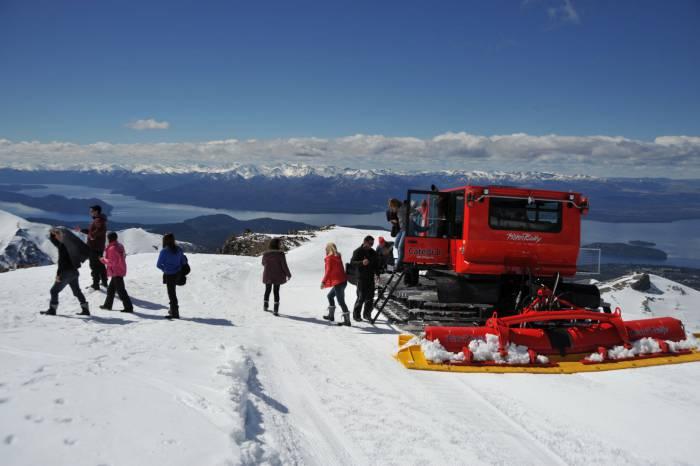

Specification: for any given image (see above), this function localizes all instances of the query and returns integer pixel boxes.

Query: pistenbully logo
[506,232,543,243]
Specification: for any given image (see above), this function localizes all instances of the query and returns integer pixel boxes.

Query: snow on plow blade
[395,312,700,374]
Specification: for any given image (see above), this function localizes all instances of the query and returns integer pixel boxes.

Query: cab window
[489,198,562,233]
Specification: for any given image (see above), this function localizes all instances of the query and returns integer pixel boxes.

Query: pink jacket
[102,241,127,277]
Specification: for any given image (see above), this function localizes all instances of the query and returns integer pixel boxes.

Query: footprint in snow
[54,398,65,405]
[63,438,78,446]
[54,417,73,424]
[25,414,44,423]
[0,397,9,404]
[4,434,15,445]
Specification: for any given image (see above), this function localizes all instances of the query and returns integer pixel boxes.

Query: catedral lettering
[407,247,441,256]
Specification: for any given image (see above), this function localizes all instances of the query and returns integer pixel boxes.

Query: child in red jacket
[320,242,351,326]
[99,232,134,313]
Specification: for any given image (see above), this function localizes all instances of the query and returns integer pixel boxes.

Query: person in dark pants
[320,242,351,326]
[41,228,90,316]
[156,233,186,319]
[375,236,395,273]
[75,205,108,290]
[261,238,292,316]
[350,235,380,322]
[99,232,133,313]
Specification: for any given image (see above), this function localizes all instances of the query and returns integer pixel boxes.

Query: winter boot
[263,300,269,312]
[362,309,372,322]
[41,303,58,316]
[353,310,362,322]
[99,304,112,311]
[273,302,279,316]
[336,312,351,327]
[120,308,134,313]
[76,302,90,316]
[323,306,336,322]
[169,306,180,319]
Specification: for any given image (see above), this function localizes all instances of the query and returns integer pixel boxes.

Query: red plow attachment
[396,308,700,374]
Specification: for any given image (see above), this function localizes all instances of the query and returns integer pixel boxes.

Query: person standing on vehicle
[262,238,292,316]
[395,199,408,270]
[99,231,134,313]
[387,198,401,238]
[350,235,380,322]
[41,228,90,316]
[157,233,187,319]
[320,242,351,326]
[75,205,108,290]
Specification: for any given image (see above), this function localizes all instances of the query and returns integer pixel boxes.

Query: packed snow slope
[1,227,699,466]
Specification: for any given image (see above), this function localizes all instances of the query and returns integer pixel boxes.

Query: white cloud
[548,0,580,24]
[125,118,170,130]
[0,132,698,178]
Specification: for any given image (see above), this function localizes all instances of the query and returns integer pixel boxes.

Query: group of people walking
[43,201,403,325]
[259,233,385,327]
[41,205,187,320]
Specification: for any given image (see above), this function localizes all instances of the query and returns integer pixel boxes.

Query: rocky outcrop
[0,228,53,271]
[630,273,652,292]
[219,228,326,257]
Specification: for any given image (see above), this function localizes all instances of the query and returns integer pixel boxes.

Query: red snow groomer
[387,185,700,373]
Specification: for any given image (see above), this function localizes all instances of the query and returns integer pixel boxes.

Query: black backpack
[177,256,190,286]
[345,262,358,286]
[61,229,91,268]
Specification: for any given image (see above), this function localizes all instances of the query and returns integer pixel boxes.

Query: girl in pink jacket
[99,232,134,313]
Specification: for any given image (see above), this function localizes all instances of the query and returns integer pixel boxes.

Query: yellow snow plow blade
[395,335,700,374]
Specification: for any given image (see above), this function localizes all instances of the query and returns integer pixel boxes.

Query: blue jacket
[157,247,186,275]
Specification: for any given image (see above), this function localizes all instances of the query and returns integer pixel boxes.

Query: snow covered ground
[1,227,700,465]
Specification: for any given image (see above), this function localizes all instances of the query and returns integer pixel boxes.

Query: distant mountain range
[27,214,316,251]
[1,166,699,222]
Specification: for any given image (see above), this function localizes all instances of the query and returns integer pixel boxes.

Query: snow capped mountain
[0,210,55,270]
[0,226,698,465]
[599,273,700,331]
[0,162,598,181]
[0,211,195,270]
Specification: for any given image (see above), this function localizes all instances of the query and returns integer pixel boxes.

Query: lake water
[3,183,699,268]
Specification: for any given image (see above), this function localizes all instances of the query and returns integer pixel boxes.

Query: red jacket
[102,241,127,278]
[322,254,347,288]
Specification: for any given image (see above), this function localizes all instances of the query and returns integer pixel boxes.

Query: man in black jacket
[41,228,90,316]
[350,235,380,321]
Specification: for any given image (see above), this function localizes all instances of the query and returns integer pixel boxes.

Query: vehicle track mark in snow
[459,379,651,465]
[452,379,568,465]
[255,337,362,466]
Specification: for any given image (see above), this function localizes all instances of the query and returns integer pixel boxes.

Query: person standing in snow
[99,231,133,313]
[74,205,108,290]
[350,235,380,322]
[156,233,187,319]
[41,228,90,316]
[261,238,292,316]
[320,242,351,326]
[375,236,395,273]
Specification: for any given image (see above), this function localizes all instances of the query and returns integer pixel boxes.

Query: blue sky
[0,0,698,177]
[1,0,698,142]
